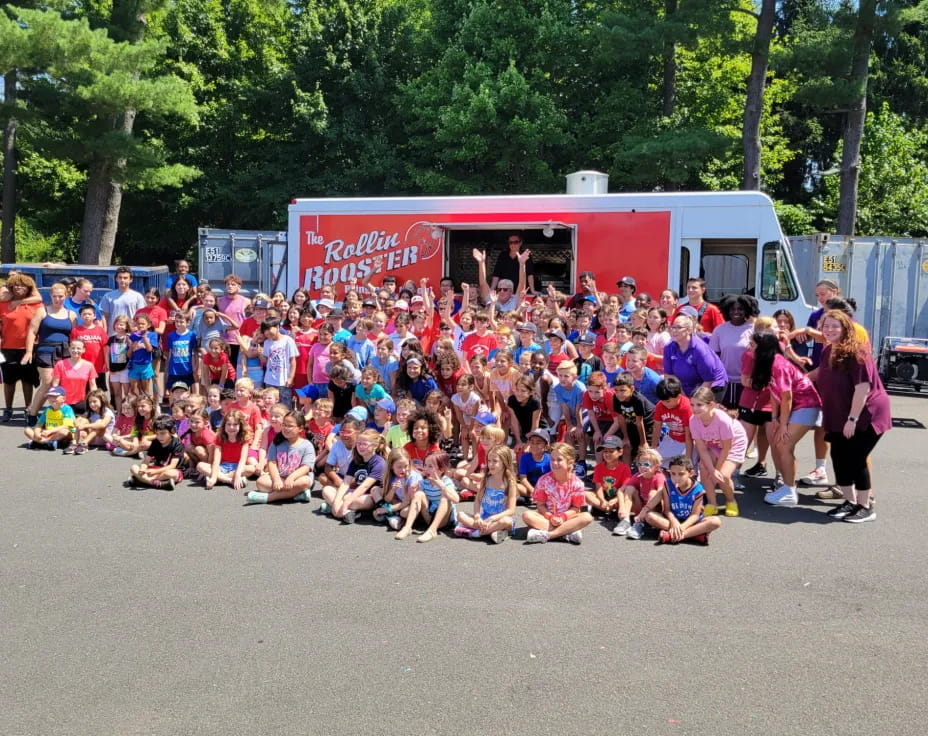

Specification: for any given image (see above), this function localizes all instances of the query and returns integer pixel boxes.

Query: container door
[679,238,700,295]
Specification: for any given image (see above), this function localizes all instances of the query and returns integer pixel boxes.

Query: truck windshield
[761,241,798,302]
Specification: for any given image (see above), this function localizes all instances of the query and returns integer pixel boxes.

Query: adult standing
[165,259,199,290]
[564,271,601,312]
[676,278,724,334]
[23,282,77,424]
[808,310,890,524]
[0,274,43,421]
[709,295,759,409]
[64,279,103,325]
[663,315,727,399]
[98,266,146,336]
[616,276,637,321]
[490,233,536,294]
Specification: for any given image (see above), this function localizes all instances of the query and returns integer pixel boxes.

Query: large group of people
[0,244,891,543]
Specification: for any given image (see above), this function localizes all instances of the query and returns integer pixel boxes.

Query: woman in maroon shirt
[809,310,891,524]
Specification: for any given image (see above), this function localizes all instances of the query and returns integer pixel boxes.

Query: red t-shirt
[239,316,262,341]
[403,441,440,469]
[71,324,108,372]
[234,402,264,435]
[582,388,616,422]
[592,461,632,493]
[461,332,497,361]
[52,359,98,405]
[653,395,693,443]
[219,438,247,464]
[673,303,724,334]
[137,305,169,331]
[185,427,217,449]
[203,351,236,382]
[0,301,40,349]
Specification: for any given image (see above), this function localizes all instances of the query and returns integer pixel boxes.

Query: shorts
[167,373,195,390]
[658,436,688,465]
[721,381,744,410]
[789,407,822,427]
[588,419,616,437]
[109,368,130,384]
[35,344,67,369]
[1,350,39,386]
[128,363,155,381]
[738,407,772,426]
[220,461,238,473]
[247,448,259,460]
[427,497,458,526]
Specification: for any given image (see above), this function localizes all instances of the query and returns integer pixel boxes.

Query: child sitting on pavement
[23,386,74,450]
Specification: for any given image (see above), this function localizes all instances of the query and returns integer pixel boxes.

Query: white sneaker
[799,467,830,487]
[526,529,550,544]
[764,484,798,506]
[387,516,402,531]
[626,521,645,540]
[565,530,583,545]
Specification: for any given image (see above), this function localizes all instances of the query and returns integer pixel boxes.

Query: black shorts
[738,407,773,426]
[1,349,40,386]
[35,343,67,369]
[721,381,744,410]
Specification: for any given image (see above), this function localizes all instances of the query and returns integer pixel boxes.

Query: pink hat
[393,299,409,311]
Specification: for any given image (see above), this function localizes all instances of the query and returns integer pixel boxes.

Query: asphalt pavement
[3,392,928,736]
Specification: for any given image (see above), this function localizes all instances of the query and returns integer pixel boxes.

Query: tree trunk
[1,69,17,263]
[77,0,146,265]
[836,0,877,236]
[741,0,776,191]
[78,108,136,265]
[662,0,677,118]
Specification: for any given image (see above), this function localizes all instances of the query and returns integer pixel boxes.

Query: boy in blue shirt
[553,361,587,473]
[23,387,75,450]
[517,428,552,501]
[165,312,199,390]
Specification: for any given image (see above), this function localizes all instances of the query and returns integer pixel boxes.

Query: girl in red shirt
[198,408,256,489]
[201,338,236,390]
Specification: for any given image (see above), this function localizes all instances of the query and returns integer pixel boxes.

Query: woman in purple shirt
[663,315,728,399]
[808,310,890,524]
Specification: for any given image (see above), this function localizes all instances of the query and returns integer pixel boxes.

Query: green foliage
[818,103,928,236]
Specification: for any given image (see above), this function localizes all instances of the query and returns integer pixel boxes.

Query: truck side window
[761,241,798,302]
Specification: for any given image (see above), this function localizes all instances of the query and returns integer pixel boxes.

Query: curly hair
[405,408,441,445]
[823,309,868,370]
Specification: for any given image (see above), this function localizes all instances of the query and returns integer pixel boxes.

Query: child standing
[248,411,316,504]
[523,442,593,544]
[454,445,518,544]
[127,415,185,490]
[451,374,485,460]
[261,317,299,408]
[612,372,655,467]
[688,386,747,517]
[165,311,199,393]
[128,314,158,398]
[105,315,132,411]
[553,361,586,473]
[637,454,721,545]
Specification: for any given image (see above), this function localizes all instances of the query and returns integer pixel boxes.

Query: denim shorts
[220,461,238,473]
[789,407,823,427]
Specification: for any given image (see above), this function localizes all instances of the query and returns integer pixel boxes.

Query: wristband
[543,511,553,520]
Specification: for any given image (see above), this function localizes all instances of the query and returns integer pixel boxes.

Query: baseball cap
[516,322,537,333]
[295,385,321,401]
[546,330,567,342]
[253,298,271,310]
[526,428,550,443]
[583,295,598,303]
[410,295,425,305]
[362,298,377,307]
[678,305,699,319]
[376,396,396,413]
[346,406,368,422]
[617,276,637,289]
[316,298,335,310]
[577,333,596,346]
[170,381,189,391]
[328,308,344,318]
[393,299,409,311]
[475,410,497,426]
[597,435,624,450]
[46,386,66,398]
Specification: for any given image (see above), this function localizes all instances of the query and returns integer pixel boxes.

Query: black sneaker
[1,408,13,423]
[827,500,857,519]
[742,462,767,477]
[843,505,876,524]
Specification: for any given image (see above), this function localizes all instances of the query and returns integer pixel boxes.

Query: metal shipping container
[0,263,169,302]
[789,234,928,351]
[197,228,288,296]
